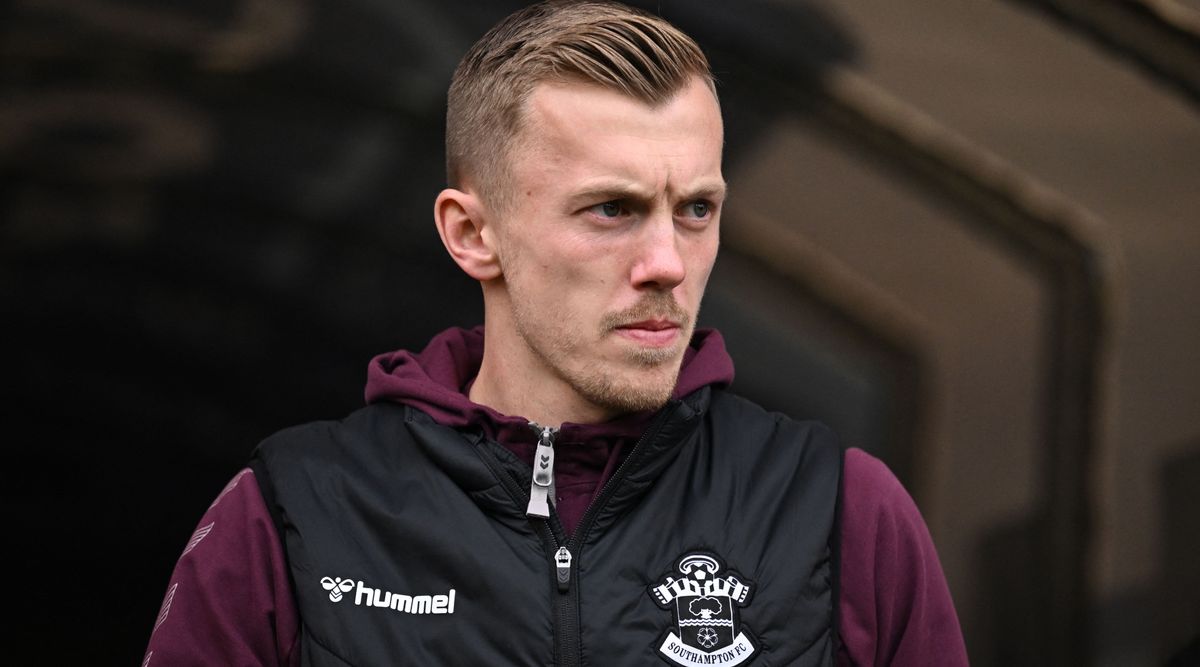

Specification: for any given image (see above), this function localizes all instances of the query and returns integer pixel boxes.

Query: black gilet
[251,387,842,666]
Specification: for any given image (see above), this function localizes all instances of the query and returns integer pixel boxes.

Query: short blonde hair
[446,1,715,210]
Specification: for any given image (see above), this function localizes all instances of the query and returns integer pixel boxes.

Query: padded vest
[252,387,841,666]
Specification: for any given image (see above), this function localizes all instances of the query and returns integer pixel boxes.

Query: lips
[614,319,682,347]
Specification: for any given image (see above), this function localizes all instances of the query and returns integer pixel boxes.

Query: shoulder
[838,448,948,582]
[702,392,844,499]
[837,448,969,666]
[706,389,841,458]
[840,447,916,523]
[254,403,413,465]
[144,468,300,666]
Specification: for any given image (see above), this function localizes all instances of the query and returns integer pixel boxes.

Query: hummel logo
[539,455,550,469]
[321,576,457,615]
[321,576,355,602]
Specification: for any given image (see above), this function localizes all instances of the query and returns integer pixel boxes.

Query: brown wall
[4,1,1196,664]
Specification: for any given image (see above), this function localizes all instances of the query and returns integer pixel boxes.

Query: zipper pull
[526,425,557,518]
[554,547,572,592]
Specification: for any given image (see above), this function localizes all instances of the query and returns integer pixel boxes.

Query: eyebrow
[685,181,728,202]
[566,180,727,210]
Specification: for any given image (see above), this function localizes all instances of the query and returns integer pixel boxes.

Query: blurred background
[3,0,1198,664]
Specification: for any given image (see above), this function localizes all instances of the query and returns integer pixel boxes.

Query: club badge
[649,552,758,666]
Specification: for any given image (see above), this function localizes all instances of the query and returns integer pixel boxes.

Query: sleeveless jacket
[251,386,842,666]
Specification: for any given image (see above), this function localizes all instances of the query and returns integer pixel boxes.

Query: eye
[678,200,715,222]
[589,201,625,219]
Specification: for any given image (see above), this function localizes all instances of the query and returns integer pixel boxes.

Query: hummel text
[352,581,457,615]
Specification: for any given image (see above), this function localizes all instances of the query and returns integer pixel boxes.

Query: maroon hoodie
[143,327,968,666]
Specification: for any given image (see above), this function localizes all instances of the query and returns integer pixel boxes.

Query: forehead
[510,77,724,196]
[525,75,721,131]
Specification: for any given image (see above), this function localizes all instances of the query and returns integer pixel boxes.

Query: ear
[434,188,502,281]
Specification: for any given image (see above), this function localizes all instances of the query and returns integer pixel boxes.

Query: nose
[630,214,686,290]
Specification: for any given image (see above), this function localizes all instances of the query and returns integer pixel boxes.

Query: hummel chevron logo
[153,583,177,632]
[321,576,457,615]
[209,469,250,509]
[321,576,354,602]
[181,522,214,557]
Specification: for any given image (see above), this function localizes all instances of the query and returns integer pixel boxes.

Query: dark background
[4,1,1198,664]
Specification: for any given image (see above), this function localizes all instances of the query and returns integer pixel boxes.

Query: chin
[574,359,681,415]
[618,330,690,365]
[598,382,675,414]
[626,346,681,368]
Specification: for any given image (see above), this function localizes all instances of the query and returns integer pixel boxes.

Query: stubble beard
[514,291,694,417]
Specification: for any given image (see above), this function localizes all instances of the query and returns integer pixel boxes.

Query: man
[145,2,967,665]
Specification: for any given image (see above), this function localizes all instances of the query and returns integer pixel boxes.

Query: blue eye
[592,201,624,218]
[682,201,712,219]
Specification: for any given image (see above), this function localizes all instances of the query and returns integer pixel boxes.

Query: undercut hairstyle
[446,0,716,211]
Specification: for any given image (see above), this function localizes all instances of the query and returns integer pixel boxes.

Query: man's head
[445,0,715,212]
[435,1,725,424]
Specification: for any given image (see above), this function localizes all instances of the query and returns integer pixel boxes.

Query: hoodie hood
[364,326,734,445]
[364,326,735,536]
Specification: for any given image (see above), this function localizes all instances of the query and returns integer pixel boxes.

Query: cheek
[685,234,720,286]
[514,248,599,311]
[558,235,621,281]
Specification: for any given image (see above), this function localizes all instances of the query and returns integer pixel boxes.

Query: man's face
[490,76,725,418]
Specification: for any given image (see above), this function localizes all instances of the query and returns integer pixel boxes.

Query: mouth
[613,319,683,347]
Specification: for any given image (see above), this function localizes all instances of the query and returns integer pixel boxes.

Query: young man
[145,2,968,665]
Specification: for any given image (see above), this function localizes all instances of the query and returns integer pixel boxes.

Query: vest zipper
[555,403,679,665]
[526,424,557,518]
[523,424,581,665]
[566,401,678,551]
[472,424,578,664]
[474,403,681,666]
[554,546,572,592]
[553,544,579,666]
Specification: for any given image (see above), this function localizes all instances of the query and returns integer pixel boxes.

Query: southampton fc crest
[649,552,757,666]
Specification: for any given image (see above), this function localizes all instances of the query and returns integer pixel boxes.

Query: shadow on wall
[1160,442,1200,664]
